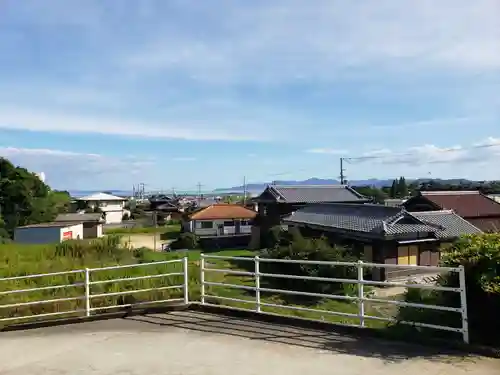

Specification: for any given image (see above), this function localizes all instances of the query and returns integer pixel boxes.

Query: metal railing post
[255,256,261,313]
[84,268,91,317]
[200,254,205,305]
[357,260,365,327]
[458,265,469,344]
[183,257,189,305]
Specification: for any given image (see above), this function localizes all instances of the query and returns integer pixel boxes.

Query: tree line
[0,157,71,239]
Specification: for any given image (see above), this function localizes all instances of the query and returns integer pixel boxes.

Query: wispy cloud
[0,146,154,188]
[352,137,500,166]
[122,0,500,85]
[0,107,263,142]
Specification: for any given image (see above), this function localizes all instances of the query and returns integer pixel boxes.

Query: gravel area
[0,311,498,375]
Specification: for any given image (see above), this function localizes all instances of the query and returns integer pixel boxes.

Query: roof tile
[189,204,257,221]
[262,185,367,204]
[419,191,500,218]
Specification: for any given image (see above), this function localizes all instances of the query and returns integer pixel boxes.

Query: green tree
[398,233,500,346]
[389,180,398,198]
[397,177,408,197]
[353,186,388,204]
[0,157,59,235]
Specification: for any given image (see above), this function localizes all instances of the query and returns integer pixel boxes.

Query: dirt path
[121,234,171,251]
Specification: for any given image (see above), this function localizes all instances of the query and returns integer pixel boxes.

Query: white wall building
[78,192,128,224]
[14,223,84,244]
[184,204,257,237]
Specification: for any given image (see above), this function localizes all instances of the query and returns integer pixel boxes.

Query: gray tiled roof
[55,213,104,222]
[283,204,482,239]
[266,185,367,204]
[411,210,482,239]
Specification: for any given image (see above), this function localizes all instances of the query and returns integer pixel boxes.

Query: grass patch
[105,224,181,235]
[0,242,392,330]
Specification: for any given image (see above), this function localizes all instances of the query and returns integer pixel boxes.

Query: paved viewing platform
[0,311,498,375]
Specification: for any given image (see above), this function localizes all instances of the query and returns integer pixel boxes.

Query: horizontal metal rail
[0,283,85,296]
[90,284,183,299]
[90,259,183,271]
[89,272,184,285]
[0,296,85,309]
[257,257,460,273]
[0,309,87,322]
[0,269,84,281]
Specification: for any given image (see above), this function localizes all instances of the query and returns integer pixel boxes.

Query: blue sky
[0,0,499,191]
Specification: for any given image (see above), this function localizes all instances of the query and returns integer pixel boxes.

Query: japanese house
[183,203,257,237]
[283,203,482,281]
[253,184,369,246]
[403,190,500,232]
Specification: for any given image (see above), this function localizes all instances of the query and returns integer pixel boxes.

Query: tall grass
[0,236,198,325]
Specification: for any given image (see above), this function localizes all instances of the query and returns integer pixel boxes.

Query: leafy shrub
[397,233,500,346]
[261,229,358,301]
[170,233,198,250]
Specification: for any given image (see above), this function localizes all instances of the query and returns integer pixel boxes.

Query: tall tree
[397,177,409,197]
[389,180,398,198]
[0,157,59,235]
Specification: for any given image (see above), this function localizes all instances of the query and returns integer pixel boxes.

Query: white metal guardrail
[200,254,469,343]
[0,257,189,323]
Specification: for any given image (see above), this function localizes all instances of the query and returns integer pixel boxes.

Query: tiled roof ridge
[410,209,455,215]
[411,210,483,233]
[421,190,480,195]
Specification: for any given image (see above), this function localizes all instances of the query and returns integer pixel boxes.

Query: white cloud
[123,0,500,84]
[0,107,262,141]
[0,146,155,189]
[357,138,500,166]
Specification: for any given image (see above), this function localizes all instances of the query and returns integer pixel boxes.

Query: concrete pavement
[0,311,498,375]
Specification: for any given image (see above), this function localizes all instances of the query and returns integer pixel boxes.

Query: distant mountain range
[214,177,480,193]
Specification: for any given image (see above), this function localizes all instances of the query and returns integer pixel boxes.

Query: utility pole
[243,176,247,205]
[339,158,347,185]
[197,182,203,200]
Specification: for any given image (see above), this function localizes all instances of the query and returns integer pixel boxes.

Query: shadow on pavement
[126,311,477,364]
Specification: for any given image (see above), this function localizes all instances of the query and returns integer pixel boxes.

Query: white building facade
[14,223,84,244]
[78,192,128,224]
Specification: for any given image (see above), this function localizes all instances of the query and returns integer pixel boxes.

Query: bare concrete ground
[0,311,498,375]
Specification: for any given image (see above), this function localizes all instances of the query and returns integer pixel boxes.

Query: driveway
[0,311,498,375]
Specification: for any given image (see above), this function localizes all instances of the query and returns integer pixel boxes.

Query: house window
[240,220,250,226]
[199,221,213,229]
[223,220,235,226]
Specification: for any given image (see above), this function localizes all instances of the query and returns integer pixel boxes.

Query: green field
[0,241,388,329]
[104,224,181,235]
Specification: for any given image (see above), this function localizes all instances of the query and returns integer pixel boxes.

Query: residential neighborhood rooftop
[414,190,500,218]
[189,204,257,221]
[283,203,482,239]
[257,184,368,204]
[78,192,127,201]
[16,222,79,229]
[55,213,104,223]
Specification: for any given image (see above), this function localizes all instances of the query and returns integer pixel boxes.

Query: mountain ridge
[214,177,478,192]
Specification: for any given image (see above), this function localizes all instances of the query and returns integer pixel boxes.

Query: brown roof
[189,204,257,221]
[420,191,500,218]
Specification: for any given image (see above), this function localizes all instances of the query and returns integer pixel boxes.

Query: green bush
[261,229,358,301]
[397,233,500,346]
[170,233,198,250]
